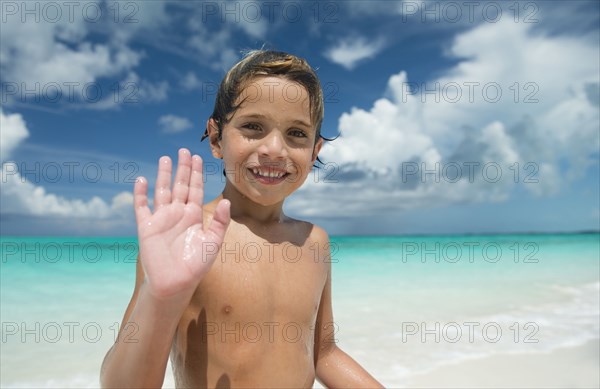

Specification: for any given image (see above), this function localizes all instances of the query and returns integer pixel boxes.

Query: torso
[170,206,328,388]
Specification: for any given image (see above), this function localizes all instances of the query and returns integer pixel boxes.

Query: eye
[289,129,307,138]
[242,123,262,131]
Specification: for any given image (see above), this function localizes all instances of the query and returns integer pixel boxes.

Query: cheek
[292,151,316,175]
[222,138,250,160]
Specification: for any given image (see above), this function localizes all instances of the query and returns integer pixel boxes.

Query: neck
[220,182,286,224]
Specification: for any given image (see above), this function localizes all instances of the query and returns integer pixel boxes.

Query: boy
[101,50,383,388]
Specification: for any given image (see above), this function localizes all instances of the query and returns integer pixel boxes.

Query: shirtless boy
[101,50,383,388]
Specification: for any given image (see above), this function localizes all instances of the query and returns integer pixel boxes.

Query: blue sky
[1,0,599,236]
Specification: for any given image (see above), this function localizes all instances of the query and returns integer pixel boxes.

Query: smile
[248,167,290,184]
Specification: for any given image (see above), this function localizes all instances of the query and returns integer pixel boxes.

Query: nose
[257,130,288,159]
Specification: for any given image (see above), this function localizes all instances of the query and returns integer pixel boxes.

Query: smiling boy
[101,50,383,388]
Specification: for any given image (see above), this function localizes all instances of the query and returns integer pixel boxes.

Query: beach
[405,339,600,388]
[1,234,598,388]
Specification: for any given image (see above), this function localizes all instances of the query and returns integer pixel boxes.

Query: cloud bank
[0,109,133,223]
[288,20,599,217]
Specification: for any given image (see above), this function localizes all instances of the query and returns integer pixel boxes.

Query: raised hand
[133,148,230,305]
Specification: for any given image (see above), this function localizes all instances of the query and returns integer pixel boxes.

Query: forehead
[235,76,311,120]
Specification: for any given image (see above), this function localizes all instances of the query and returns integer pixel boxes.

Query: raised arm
[314,232,384,389]
[100,148,230,388]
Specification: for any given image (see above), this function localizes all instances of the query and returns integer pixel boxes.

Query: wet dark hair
[201,49,327,145]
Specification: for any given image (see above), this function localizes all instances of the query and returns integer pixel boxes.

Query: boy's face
[209,76,323,206]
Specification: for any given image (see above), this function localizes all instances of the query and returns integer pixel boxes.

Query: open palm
[133,149,230,302]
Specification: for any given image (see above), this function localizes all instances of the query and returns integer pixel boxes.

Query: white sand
[403,340,600,388]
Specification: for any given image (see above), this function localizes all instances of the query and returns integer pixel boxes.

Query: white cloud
[107,0,171,44]
[180,71,203,91]
[232,5,268,39]
[324,36,386,70]
[0,110,133,220]
[0,165,132,218]
[0,109,29,162]
[288,19,599,217]
[123,72,169,103]
[186,20,239,71]
[159,114,193,133]
[0,0,171,110]
[86,71,169,110]
[0,4,141,86]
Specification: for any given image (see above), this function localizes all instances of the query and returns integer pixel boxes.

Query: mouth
[248,166,290,184]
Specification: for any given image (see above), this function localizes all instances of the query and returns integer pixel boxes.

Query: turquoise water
[1,233,599,387]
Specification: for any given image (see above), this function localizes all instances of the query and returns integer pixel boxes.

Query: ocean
[1,233,598,388]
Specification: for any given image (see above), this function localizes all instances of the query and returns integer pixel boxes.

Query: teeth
[252,168,285,178]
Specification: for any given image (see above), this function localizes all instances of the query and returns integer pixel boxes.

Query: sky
[0,0,599,236]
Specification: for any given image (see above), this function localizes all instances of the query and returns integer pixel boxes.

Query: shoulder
[308,224,332,267]
[308,223,330,245]
[285,216,330,243]
[285,218,332,265]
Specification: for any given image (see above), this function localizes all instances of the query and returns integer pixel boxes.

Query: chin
[246,191,288,207]
[226,172,301,207]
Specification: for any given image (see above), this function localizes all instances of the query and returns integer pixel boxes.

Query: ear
[311,136,323,164]
[207,118,223,159]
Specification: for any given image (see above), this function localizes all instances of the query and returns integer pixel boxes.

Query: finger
[188,155,204,206]
[134,176,151,224]
[154,156,172,210]
[206,199,231,243]
[171,148,192,203]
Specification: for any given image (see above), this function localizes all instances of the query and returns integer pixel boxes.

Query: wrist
[135,283,191,324]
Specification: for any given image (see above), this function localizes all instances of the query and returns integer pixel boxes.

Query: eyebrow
[238,113,312,129]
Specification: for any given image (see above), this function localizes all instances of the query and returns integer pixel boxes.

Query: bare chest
[193,236,327,325]
[171,221,328,386]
